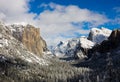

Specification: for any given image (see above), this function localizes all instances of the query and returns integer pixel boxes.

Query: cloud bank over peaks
[38,3,109,45]
[0,1,109,46]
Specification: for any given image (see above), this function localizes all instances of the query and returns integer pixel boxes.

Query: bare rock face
[108,29,120,45]
[8,24,47,56]
[22,25,47,56]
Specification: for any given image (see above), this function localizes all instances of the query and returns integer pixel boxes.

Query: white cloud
[38,3,109,46]
[0,0,37,25]
[0,1,109,46]
[39,3,108,25]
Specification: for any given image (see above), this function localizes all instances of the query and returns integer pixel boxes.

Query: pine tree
[104,52,114,82]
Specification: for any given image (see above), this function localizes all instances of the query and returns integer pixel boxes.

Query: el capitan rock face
[22,25,47,56]
[8,24,47,56]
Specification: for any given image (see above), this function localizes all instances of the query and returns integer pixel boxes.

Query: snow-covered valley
[0,21,120,82]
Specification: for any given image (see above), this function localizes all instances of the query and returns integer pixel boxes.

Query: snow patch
[25,58,33,63]
[0,36,8,47]
[80,36,95,49]
[26,52,49,65]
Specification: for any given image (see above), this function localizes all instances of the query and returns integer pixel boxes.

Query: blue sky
[0,0,120,45]
[29,0,120,29]
[30,0,120,17]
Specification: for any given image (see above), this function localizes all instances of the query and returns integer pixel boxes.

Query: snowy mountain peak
[52,27,112,58]
[52,36,94,58]
[88,27,112,44]
[91,27,111,35]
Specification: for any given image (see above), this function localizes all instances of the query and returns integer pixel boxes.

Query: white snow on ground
[16,50,49,65]
[23,51,49,65]
[0,37,8,47]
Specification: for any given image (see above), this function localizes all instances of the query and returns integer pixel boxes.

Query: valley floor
[0,53,120,82]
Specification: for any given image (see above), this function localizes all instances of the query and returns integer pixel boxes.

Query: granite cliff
[22,25,47,56]
[8,24,47,56]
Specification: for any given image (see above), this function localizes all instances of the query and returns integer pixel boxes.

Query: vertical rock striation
[22,25,47,56]
[8,24,47,56]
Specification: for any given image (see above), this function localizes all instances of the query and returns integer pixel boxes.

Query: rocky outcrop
[8,24,47,56]
[108,29,120,46]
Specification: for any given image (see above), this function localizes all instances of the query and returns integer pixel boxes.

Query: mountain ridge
[52,27,112,59]
[0,21,49,65]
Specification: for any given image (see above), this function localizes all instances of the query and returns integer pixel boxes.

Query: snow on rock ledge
[52,27,111,58]
[80,36,95,49]
[0,22,49,65]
